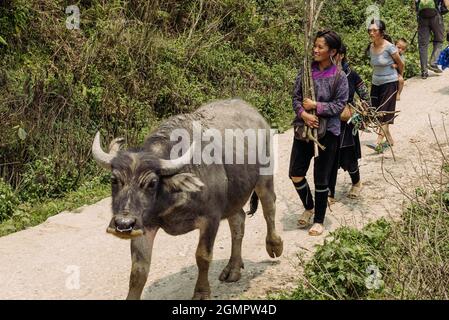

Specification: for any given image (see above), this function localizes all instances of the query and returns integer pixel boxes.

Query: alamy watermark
[66,5,80,30]
[365,264,384,290]
[169,121,278,176]
[65,265,80,290]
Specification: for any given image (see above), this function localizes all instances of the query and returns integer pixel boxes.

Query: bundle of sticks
[301,0,326,157]
[348,100,400,133]
[348,99,400,160]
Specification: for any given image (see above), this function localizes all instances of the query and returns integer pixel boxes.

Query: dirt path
[1,71,448,300]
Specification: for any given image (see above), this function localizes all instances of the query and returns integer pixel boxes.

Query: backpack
[437,46,449,70]
[417,0,438,18]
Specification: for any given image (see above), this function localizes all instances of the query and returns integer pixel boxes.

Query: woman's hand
[303,98,317,111]
[301,111,319,128]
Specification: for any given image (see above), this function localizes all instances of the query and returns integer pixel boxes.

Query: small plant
[0,178,19,222]
[18,156,79,202]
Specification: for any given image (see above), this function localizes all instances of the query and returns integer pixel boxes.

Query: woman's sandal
[308,223,324,236]
[297,209,314,228]
[347,182,362,199]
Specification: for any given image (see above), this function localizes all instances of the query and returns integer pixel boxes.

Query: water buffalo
[91,98,283,299]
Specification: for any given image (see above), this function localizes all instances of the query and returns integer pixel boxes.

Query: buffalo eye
[111,175,121,186]
[142,178,158,190]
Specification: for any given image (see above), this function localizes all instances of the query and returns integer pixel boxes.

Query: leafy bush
[0,178,19,221]
[19,156,79,202]
[278,219,391,300]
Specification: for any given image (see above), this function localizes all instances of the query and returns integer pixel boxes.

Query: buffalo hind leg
[126,228,158,300]
[219,209,245,282]
[255,177,283,258]
[193,218,219,300]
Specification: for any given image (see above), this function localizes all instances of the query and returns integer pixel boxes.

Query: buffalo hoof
[219,263,243,282]
[266,236,283,258]
[192,290,211,300]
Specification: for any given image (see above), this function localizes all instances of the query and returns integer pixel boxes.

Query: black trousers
[289,132,339,185]
[289,132,339,223]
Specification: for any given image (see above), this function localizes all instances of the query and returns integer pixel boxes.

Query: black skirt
[370,81,398,124]
[338,122,361,171]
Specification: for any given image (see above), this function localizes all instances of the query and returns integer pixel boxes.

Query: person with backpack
[290,30,349,236]
[415,0,449,79]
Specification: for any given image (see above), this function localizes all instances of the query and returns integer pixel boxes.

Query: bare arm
[391,51,404,76]
[445,0,449,9]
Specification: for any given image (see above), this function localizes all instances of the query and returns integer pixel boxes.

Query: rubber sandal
[297,209,314,228]
[347,182,362,199]
[308,223,324,236]
[328,196,337,205]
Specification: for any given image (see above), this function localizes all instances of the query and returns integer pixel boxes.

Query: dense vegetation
[0,1,429,230]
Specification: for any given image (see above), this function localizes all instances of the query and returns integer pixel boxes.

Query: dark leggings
[289,132,339,224]
[328,145,360,198]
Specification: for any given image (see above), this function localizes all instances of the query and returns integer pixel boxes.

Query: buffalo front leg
[255,178,283,258]
[193,218,219,300]
[126,227,158,300]
[219,209,245,282]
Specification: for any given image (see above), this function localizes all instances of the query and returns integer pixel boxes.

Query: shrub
[18,156,79,202]
[0,178,19,221]
[282,219,391,300]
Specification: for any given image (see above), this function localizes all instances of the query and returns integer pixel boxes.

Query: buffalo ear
[163,173,204,193]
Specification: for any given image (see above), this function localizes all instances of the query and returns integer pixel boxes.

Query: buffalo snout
[107,214,143,239]
[115,215,136,232]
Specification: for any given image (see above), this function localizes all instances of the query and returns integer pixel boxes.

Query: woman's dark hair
[314,30,342,58]
[368,19,386,37]
[365,19,392,57]
[339,43,348,64]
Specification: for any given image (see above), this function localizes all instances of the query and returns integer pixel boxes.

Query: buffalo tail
[246,191,259,217]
